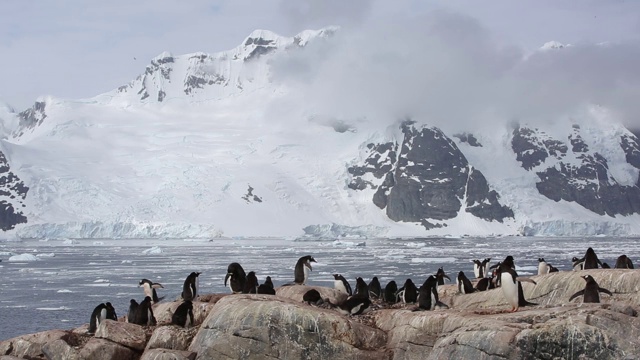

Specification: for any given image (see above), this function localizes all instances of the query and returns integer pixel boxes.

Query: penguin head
[436,267,451,281]
[130,299,138,305]
[538,258,545,262]
[332,274,341,280]
[582,275,596,283]
[301,255,316,270]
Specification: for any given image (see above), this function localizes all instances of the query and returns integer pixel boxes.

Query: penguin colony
[85,248,633,334]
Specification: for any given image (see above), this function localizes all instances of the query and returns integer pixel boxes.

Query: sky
[1,0,639,122]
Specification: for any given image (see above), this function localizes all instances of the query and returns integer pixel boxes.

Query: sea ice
[142,246,163,254]
[8,253,40,262]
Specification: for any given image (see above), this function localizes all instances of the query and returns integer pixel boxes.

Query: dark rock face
[349,123,513,229]
[453,132,482,147]
[14,101,47,138]
[512,125,640,216]
[0,151,28,231]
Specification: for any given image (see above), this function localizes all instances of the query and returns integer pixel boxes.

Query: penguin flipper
[516,277,537,285]
[598,287,613,296]
[435,301,449,309]
[569,289,585,301]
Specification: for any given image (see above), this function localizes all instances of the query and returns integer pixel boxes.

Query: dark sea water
[1,236,639,341]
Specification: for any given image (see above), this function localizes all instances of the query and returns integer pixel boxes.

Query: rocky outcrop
[349,122,513,229]
[3,270,640,359]
[0,150,28,231]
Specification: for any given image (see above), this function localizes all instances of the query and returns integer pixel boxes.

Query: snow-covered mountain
[1,28,640,239]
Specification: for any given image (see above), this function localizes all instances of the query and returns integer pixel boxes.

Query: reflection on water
[0,236,638,340]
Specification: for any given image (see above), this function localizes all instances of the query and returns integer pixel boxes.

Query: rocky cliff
[1,269,639,359]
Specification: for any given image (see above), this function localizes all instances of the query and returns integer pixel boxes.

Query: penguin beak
[224,273,231,287]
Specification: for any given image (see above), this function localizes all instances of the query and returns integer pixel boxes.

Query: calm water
[1,236,639,341]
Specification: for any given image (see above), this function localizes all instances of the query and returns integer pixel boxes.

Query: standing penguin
[257,276,276,295]
[294,255,316,285]
[475,276,495,291]
[397,279,418,304]
[473,258,491,278]
[133,296,156,326]
[105,302,117,321]
[614,255,634,269]
[353,277,369,299]
[435,267,451,286]
[181,272,201,301]
[368,277,382,299]
[537,258,550,275]
[127,299,139,324]
[582,247,603,269]
[457,271,476,294]
[569,275,613,303]
[498,262,537,312]
[415,275,448,311]
[243,271,258,294]
[139,279,164,303]
[333,274,352,296]
[88,303,108,334]
[225,263,247,293]
[572,257,585,271]
[384,281,398,304]
[171,300,194,328]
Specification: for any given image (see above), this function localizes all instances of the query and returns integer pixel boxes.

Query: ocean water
[1,236,639,341]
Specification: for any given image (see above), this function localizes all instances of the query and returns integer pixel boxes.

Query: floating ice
[121,260,133,264]
[331,240,366,247]
[56,289,73,293]
[0,251,15,256]
[142,246,163,254]
[411,257,457,263]
[36,253,55,258]
[405,242,426,248]
[93,241,105,245]
[63,239,79,245]
[36,307,70,311]
[8,253,40,262]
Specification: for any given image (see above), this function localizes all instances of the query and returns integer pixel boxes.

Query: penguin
[133,296,156,326]
[368,277,381,299]
[384,281,398,304]
[353,277,369,299]
[127,299,139,324]
[489,262,502,287]
[294,255,316,285]
[105,302,117,321]
[457,271,476,294]
[472,258,491,278]
[397,279,418,304]
[537,258,550,275]
[435,267,451,286]
[338,296,372,316]
[243,271,258,294]
[302,289,324,305]
[475,276,495,291]
[601,262,611,269]
[181,272,201,301]
[572,256,585,271]
[498,262,537,312]
[333,274,352,296]
[225,263,247,293]
[171,300,194,328]
[614,255,634,269]
[415,275,448,311]
[88,303,108,334]
[582,247,602,269]
[549,264,559,273]
[139,279,164,303]
[569,275,613,303]
[257,276,276,295]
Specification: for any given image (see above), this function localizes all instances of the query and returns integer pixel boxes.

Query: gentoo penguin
[498,262,537,312]
[294,255,316,285]
[354,277,369,299]
[397,279,418,304]
[243,271,258,294]
[537,258,550,275]
[139,279,164,303]
[333,274,352,296]
[384,281,398,304]
[338,296,372,316]
[257,276,276,295]
[368,277,382,299]
[181,272,201,301]
[582,247,602,269]
[475,276,495,291]
[572,257,585,271]
[171,300,194,328]
[435,267,451,286]
[415,275,449,311]
[132,296,156,326]
[614,255,634,269]
[88,303,108,334]
[549,264,559,273]
[302,289,324,305]
[473,258,491,278]
[225,263,247,293]
[601,262,611,269]
[105,302,117,321]
[127,299,139,323]
[569,275,613,303]
[457,271,476,294]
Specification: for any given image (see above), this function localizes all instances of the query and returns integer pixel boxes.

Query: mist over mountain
[2,13,640,239]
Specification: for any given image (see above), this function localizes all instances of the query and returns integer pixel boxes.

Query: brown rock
[146,325,197,351]
[79,338,140,360]
[141,348,197,360]
[189,294,388,360]
[42,338,81,360]
[95,319,148,351]
[0,329,68,359]
[275,284,348,305]
[153,300,216,326]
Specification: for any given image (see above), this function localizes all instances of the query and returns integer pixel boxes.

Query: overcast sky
[1,0,639,113]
